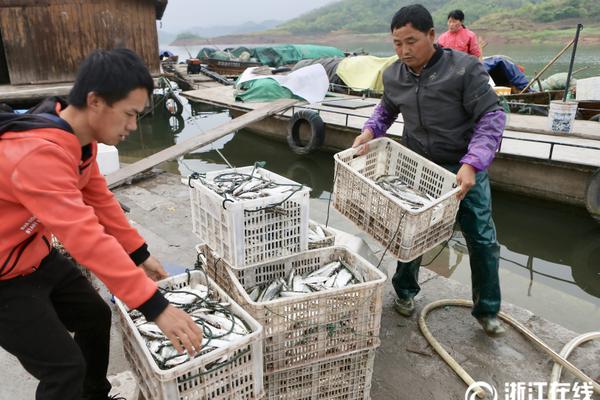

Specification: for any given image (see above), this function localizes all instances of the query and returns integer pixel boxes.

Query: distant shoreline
[170,28,600,48]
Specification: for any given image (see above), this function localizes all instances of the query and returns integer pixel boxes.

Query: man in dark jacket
[0,49,202,399]
[353,4,506,336]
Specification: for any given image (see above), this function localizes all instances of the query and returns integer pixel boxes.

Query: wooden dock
[0,82,72,108]
[182,85,600,212]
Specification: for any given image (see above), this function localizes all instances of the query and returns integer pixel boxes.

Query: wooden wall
[0,0,160,85]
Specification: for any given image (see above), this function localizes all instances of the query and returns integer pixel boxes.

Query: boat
[195,44,346,76]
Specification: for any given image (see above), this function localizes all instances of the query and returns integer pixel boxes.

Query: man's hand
[352,129,375,156]
[154,304,203,356]
[456,164,476,200]
[141,256,168,281]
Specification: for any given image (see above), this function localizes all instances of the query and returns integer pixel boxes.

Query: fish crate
[308,219,336,250]
[264,347,376,400]
[115,271,264,400]
[197,244,386,373]
[188,166,311,269]
[333,137,461,262]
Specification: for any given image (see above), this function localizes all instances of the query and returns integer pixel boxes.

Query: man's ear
[428,28,436,41]
[86,92,104,111]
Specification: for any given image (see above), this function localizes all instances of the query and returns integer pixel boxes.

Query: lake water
[163,41,600,80]
[117,93,600,334]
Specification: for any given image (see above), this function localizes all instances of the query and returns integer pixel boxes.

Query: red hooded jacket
[0,101,167,317]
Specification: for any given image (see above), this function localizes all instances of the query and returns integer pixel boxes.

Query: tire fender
[287,110,325,155]
[586,168,600,222]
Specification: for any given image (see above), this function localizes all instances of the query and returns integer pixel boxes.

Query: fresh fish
[138,322,164,339]
[333,268,354,288]
[292,275,310,293]
[243,259,366,302]
[130,280,254,371]
[164,353,189,368]
[248,286,261,302]
[375,175,432,209]
[307,261,340,278]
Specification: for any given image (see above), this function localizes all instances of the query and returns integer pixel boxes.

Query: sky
[159,0,340,32]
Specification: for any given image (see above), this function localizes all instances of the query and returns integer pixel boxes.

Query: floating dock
[182,85,600,213]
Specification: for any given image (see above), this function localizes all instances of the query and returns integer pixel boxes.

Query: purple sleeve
[460,110,506,171]
[363,102,398,138]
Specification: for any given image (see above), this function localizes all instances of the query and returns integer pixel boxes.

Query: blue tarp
[159,50,175,58]
[483,56,530,91]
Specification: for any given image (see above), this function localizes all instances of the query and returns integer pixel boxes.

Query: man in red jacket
[0,49,202,400]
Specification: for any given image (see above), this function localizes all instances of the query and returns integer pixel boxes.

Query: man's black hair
[447,10,465,22]
[68,48,154,107]
[390,4,434,33]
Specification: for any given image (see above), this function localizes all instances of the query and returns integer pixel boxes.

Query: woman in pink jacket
[437,10,481,58]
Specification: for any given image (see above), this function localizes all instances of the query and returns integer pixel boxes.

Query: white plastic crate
[264,347,376,400]
[333,137,461,262]
[115,271,264,400]
[308,219,336,249]
[188,166,310,268]
[197,244,386,373]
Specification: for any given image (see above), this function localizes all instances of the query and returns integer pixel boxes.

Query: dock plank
[106,98,300,188]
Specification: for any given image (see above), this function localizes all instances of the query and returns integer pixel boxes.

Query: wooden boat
[204,58,261,76]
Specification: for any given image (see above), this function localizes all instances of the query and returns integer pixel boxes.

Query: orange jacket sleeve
[11,144,161,311]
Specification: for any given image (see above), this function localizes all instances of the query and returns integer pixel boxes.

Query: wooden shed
[0,0,168,85]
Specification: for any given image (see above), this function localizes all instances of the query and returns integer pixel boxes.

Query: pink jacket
[438,26,481,58]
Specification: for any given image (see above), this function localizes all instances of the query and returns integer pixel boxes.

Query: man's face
[90,87,147,146]
[392,23,436,73]
[447,17,462,32]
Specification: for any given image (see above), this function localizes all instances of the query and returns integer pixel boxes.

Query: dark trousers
[0,249,112,400]
[392,168,501,318]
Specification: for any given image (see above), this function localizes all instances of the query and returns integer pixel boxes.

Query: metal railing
[285,104,600,165]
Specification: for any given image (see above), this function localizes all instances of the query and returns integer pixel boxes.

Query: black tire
[586,168,600,222]
[287,110,325,155]
[590,113,600,122]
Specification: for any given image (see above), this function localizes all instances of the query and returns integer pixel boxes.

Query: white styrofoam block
[576,76,600,101]
[97,144,120,175]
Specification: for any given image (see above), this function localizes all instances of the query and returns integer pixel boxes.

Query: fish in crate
[128,281,252,370]
[187,164,310,268]
[115,271,264,400]
[200,245,386,372]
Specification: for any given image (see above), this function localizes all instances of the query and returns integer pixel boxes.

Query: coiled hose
[418,299,600,399]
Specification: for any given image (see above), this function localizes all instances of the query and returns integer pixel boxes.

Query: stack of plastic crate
[196,243,386,400]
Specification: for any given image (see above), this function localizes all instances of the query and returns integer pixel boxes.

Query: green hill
[278,0,599,34]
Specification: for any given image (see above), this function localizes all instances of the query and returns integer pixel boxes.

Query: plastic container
[115,271,264,400]
[548,100,578,133]
[264,347,376,400]
[97,144,120,175]
[188,166,310,268]
[196,244,386,373]
[333,137,461,262]
[308,219,336,249]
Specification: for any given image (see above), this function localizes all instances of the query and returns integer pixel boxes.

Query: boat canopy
[336,55,398,93]
[483,56,530,91]
[197,45,345,67]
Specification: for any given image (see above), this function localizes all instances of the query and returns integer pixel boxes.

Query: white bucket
[548,100,578,133]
